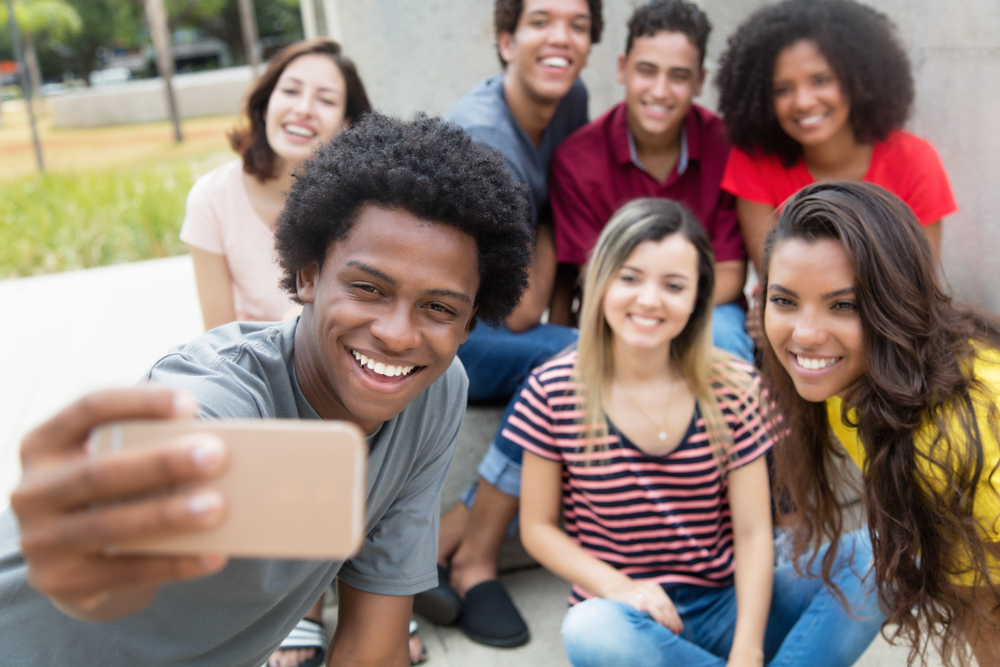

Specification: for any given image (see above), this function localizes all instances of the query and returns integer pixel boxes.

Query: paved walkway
[0,257,937,666]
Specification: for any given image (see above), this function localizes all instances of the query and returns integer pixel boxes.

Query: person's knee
[562,598,665,667]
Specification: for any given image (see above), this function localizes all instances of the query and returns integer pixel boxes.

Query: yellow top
[826,346,1000,586]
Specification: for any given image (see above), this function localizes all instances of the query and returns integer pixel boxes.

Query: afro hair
[274,112,533,329]
[716,0,913,166]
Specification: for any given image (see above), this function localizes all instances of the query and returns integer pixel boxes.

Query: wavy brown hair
[229,38,371,182]
[758,181,1000,665]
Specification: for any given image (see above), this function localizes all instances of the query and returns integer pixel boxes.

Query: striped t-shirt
[499,350,774,604]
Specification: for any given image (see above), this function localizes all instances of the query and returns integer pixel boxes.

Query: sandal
[266,617,326,667]
[410,618,428,665]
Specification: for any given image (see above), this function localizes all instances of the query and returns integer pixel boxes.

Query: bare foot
[267,596,326,667]
[267,648,317,667]
[409,630,428,665]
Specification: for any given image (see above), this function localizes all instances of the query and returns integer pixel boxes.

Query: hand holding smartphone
[89,419,367,560]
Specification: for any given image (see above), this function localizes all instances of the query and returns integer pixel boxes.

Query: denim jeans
[457,321,578,403]
[561,529,884,667]
[712,302,754,363]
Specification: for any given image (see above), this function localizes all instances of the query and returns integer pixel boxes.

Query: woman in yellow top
[757,180,1000,666]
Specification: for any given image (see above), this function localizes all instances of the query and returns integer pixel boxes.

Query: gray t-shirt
[0,319,467,667]
[446,73,588,227]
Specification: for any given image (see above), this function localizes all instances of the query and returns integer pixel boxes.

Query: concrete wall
[335,0,1000,315]
[48,66,254,128]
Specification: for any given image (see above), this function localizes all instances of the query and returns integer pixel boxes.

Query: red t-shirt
[721,131,957,225]
[551,102,744,266]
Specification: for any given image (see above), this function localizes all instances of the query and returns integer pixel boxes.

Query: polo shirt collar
[626,122,688,176]
[615,103,705,178]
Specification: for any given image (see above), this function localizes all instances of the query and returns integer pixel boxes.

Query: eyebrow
[280,76,342,94]
[768,284,855,300]
[526,9,590,20]
[346,261,473,304]
[621,264,690,280]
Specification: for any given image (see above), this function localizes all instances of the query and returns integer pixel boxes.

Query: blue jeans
[457,322,578,403]
[712,302,753,363]
[561,530,884,667]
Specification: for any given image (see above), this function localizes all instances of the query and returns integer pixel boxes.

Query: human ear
[616,53,627,85]
[296,262,320,304]
[694,68,706,96]
[497,32,516,66]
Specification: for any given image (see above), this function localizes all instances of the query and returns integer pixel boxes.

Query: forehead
[326,206,479,289]
[277,53,345,87]
[626,30,700,70]
[517,0,591,23]
[769,238,854,286]
[773,39,833,78]
[624,233,699,273]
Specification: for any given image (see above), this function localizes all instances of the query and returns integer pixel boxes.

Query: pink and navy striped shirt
[500,350,774,604]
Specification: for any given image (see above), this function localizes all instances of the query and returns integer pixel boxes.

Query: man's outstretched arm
[11,387,230,622]
[327,580,412,667]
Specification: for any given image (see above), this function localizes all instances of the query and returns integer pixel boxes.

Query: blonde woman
[510,198,882,666]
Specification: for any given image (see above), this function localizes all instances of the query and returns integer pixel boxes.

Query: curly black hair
[494,0,604,68]
[273,113,532,329]
[716,0,913,166]
[626,0,711,70]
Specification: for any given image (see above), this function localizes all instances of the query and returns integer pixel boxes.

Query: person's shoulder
[447,74,510,129]
[877,130,941,161]
[555,103,619,162]
[530,349,578,388]
[690,104,730,151]
[148,320,299,417]
[185,158,244,213]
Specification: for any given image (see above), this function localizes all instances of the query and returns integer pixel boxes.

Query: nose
[651,73,670,99]
[293,91,314,115]
[547,19,570,45]
[635,279,659,307]
[370,302,421,352]
[792,85,816,111]
[791,307,829,348]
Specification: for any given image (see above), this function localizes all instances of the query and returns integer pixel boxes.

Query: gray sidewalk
[0,257,936,666]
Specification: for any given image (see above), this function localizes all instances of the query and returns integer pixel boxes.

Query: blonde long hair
[575,198,758,470]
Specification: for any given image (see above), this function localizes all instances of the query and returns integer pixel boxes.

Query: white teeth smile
[541,56,569,68]
[351,350,415,378]
[795,354,839,370]
[284,125,316,137]
[645,104,668,114]
[797,114,826,128]
[630,314,661,327]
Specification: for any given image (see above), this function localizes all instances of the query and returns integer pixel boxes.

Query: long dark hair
[229,38,371,182]
[759,181,1000,665]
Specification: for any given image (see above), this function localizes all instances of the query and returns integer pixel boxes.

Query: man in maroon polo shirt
[550,0,751,360]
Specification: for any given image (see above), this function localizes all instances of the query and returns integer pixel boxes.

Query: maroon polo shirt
[551,101,744,266]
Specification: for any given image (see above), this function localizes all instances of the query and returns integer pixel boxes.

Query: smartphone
[88,419,367,560]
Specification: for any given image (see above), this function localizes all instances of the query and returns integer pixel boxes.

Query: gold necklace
[616,377,676,442]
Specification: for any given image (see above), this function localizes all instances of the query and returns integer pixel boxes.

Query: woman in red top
[715,0,956,271]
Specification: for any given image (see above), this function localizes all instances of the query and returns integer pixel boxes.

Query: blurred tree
[36,0,143,85]
[168,0,301,66]
[0,0,80,95]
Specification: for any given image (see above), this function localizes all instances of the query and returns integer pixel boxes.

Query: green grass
[0,161,203,279]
